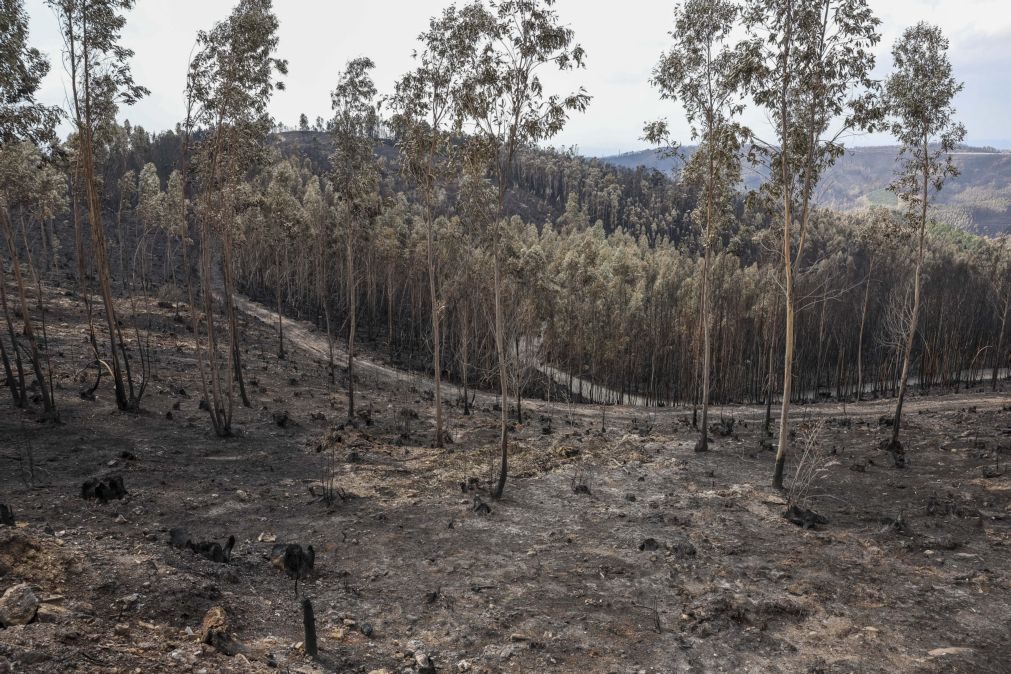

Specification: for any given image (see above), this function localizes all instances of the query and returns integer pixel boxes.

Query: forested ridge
[2,0,1007,487]
[6,118,1008,421]
[4,1,1011,672]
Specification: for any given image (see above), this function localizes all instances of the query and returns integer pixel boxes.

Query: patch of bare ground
[1,285,1010,673]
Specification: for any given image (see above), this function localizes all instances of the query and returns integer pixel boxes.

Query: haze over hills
[600,145,1011,236]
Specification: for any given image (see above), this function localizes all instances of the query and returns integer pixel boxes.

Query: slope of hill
[600,146,1011,236]
[273,131,722,251]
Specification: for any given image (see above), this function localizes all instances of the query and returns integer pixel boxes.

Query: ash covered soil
[1,288,1010,674]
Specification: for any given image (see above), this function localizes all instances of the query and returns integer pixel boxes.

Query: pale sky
[24,0,1011,155]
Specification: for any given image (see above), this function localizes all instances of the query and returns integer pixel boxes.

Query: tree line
[1,0,1004,493]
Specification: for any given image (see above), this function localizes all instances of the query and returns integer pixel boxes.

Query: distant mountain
[599,146,1011,236]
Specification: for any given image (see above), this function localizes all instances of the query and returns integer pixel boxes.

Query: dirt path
[235,288,1011,426]
[232,290,498,406]
[534,361,651,406]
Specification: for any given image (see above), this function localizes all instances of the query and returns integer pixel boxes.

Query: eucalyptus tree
[134,162,162,290]
[186,0,287,434]
[47,0,148,412]
[330,57,382,418]
[454,0,590,498]
[391,5,471,449]
[1,0,60,147]
[739,0,881,488]
[161,169,188,290]
[262,158,306,359]
[115,168,135,284]
[0,144,57,412]
[0,0,62,415]
[884,22,965,453]
[301,174,339,383]
[645,0,746,452]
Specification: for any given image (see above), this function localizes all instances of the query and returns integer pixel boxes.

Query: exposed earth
[1,284,1010,673]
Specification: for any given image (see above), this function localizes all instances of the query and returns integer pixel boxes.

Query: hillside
[601,146,1011,236]
[3,277,1010,673]
[272,130,720,250]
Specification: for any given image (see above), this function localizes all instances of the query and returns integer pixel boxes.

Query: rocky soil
[1,287,1010,673]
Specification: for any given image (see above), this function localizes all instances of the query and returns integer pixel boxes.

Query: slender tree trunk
[515,335,524,424]
[117,191,127,289]
[75,21,131,411]
[775,258,795,490]
[200,216,227,436]
[346,221,356,417]
[492,220,509,499]
[992,294,1008,391]
[82,137,131,410]
[857,259,874,401]
[222,233,249,410]
[461,303,470,416]
[891,136,931,451]
[324,302,335,387]
[0,255,25,407]
[0,325,17,405]
[814,298,827,399]
[697,142,715,452]
[764,331,775,437]
[427,218,443,447]
[276,248,285,360]
[1,210,55,416]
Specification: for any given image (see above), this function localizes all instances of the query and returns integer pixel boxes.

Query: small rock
[638,537,660,552]
[35,603,75,624]
[360,622,374,637]
[115,514,128,524]
[0,584,40,626]
[415,653,435,673]
[928,647,974,657]
[782,505,829,530]
[117,593,140,608]
[670,537,697,557]
[199,606,242,656]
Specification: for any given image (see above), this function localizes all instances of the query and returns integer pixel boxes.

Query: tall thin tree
[391,6,471,449]
[739,0,881,488]
[330,57,381,418]
[48,0,148,411]
[645,0,747,452]
[0,0,61,415]
[884,22,965,455]
[186,0,287,435]
[455,0,590,498]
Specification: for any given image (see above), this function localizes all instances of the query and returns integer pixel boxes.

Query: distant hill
[600,146,1011,236]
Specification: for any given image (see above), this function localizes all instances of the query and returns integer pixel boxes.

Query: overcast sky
[24,0,1011,156]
